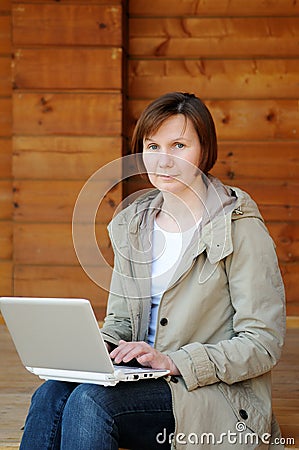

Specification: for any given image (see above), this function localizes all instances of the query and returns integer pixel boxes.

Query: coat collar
[109,176,263,267]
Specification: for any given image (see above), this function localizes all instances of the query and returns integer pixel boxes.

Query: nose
[158,150,174,168]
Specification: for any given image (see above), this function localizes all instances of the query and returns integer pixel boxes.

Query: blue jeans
[20,378,175,450]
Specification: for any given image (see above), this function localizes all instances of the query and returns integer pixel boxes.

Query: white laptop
[0,297,169,386]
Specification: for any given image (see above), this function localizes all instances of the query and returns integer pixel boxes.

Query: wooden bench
[0,320,298,449]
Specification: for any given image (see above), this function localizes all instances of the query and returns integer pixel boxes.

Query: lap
[37,378,172,411]
[67,378,173,415]
[35,378,174,450]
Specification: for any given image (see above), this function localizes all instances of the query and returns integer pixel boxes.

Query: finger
[122,345,146,363]
[137,352,154,366]
[110,341,129,359]
[112,343,142,364]
[110,341,150,363]
[110,345,129,361]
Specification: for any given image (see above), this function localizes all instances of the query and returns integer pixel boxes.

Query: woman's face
[142,114,202,197]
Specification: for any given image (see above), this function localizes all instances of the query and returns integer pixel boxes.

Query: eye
[174,142,185,149]
[148,144,158,151]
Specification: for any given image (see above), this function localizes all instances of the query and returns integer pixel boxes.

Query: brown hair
[131,92,218,175]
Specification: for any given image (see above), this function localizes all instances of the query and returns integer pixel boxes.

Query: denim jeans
[19,378,175,450]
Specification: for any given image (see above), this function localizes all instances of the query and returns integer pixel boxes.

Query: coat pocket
[218,380,271,438]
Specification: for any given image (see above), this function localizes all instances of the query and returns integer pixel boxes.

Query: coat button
[160,317,168,326]
[239,409,248,420]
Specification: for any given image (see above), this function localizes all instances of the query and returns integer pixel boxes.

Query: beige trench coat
[101,176,286,449]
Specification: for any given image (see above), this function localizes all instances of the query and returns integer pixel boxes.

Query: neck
[157,179,207,232]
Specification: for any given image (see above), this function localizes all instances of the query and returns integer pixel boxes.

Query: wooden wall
[0,0,12,298]
[127,0,299,315]
[9,0,126,319]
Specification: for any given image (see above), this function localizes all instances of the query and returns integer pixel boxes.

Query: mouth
[157,174,179,180]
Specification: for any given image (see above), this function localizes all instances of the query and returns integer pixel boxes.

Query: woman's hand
[110,340,180,376]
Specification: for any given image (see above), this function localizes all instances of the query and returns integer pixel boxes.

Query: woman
[20,92,285,449]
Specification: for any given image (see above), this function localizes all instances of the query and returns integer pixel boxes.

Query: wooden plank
[0,261,12,296]
[229,180,299,210]
[0,221,12,260]
[0,56,11,96]
[12,4,122,46]
[281,263,299,313]
[286,317,299,329]
[209,99,299,140]
[13,93,122,136]
[13,48,122,90]
[13,136,122,180]
[14,265,111,320]
[0,447,20,450]
[0,16,11,54]
[129,99,299,140]
[16,0,120,3]
[268,223,299,263]
[129,0,299,17]
[0,181,12,220]
[213,141,299,181]
[0,138,12,178]
[0,0,11,12]
[13,180,122,223]
[14,223,113,266]
[0,98,12,137]
[129,59,299,99]
[129,17,299,58]
[260,206,299,223]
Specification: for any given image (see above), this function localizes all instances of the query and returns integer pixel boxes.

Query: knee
[31,381,75,411]
[63,384,109,420]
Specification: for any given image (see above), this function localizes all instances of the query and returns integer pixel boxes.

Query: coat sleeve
[100,270,133,346]
[100,225,133,346]
[168,218,286,390]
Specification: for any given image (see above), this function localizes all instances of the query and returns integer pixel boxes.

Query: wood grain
[14,265,111,319]
[14,222,113,266]
[15,0,120,3]
[0,56,11,96]
[0,261,12,296]
[13,48,122,90]
[268,223,299,263]
[13,136,122,180]
[0,0,11,12]
[129,99,299,140]
[0,98,12,137]
[0,138,12,178]
[12,4,122,46]
[0,222,12,260]
[281,263,299,315]
[213,141,299,181]
[13,180,122,223]
[129,59,299,99]
[130,17,299,58]
[0,16,11,54]
[13,93,122,136]
[0,181,12,220]
[129,0,299,17]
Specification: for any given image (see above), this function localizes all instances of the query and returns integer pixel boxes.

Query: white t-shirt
[147,218,201,346]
